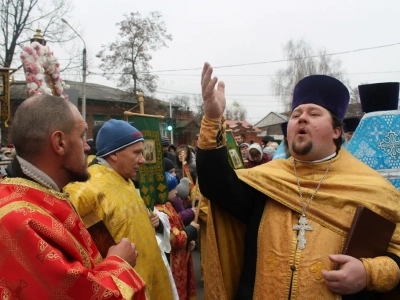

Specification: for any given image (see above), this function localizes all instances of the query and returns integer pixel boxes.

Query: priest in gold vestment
[0,95,147,299]
[196,63,400,300]
[66,119,174,300]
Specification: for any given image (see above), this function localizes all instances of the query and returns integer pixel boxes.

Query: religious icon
[143,140,156,164]
[229,149,243,169]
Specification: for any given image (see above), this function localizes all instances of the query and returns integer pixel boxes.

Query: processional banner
[132,114,168,209]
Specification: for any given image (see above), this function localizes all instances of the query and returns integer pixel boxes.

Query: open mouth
[297,128,307,136]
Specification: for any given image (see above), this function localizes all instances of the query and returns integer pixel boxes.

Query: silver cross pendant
[293,214,313,250]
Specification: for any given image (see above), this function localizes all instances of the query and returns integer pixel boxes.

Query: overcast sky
[58,0,400,124]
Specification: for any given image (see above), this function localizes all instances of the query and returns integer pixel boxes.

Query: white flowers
[20,42,69,99]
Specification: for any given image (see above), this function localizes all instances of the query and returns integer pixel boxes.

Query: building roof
[176,119,200,129]
[10,80,137,104]
[225,120,262,133]
[254,112,288,128]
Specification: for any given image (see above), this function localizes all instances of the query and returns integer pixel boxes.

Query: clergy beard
[292,140,313,156]
[66,166,90,183]
[63,154,90,183]
[71,169,90,182]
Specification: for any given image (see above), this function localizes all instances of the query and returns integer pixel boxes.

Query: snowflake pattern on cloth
[347,111,400,190]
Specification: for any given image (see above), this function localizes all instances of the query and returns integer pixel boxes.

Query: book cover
[84,212,116,258]
[342,205,398,300]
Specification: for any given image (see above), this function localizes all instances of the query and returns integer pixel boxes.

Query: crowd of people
[0,62,399,300]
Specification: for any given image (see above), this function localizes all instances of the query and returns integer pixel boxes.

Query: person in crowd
[239,143,249,163]
[342,117,360,144]
[245,143,270,168]
[86,121,105,165]
[164,157,177,177]
[175,144,197,184]
[262,146,276,161]
[234,133,245,146]
[269,141,279,150]
[0,95,147,299]
[168,144,177,155]
[261,135,274,148]
[197,62,400,299]
[174,177,196,226]
[162,136,177,163]
[65,119,174,300]
[156,172,199,300]
[2,148,12,159]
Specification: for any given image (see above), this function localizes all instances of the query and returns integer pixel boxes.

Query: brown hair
[12,95,75,159]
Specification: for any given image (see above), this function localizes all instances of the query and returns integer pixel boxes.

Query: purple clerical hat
[280,122,288,138]
[358,82,399,113]
[292,75,350,121]
[343,117,360,133]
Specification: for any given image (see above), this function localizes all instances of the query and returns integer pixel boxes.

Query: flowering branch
[20,42,70,99]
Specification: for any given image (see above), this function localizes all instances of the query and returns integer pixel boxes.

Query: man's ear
[50,131,66,155]
[108,152,118,162]
[333,127,342,140]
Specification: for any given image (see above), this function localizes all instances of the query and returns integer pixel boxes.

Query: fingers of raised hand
[204,77,218,100]
[217,81,225,96]
[201,62,211,85]
[201,65,217,97]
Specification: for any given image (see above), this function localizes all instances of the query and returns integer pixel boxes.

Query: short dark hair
[12,95,75,159]
[329,111,344,152]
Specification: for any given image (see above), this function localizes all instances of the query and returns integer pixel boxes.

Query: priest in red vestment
[0,95,148,299]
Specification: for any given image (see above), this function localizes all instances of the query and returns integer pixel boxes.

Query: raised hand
[201,62,226,119]
[107,238,139,267]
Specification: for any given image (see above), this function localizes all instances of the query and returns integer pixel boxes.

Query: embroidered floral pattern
[354,141,376,158]
[309,261,324,280]
[264,252,279,272]
[347,111,400,189]
[378,131,400,158]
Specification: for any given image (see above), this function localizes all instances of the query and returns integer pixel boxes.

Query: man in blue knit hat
[65,119,175,300]
[196,63,400,300]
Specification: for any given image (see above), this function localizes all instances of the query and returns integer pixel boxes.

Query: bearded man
[0,95,147,299]
[196,63,400,300]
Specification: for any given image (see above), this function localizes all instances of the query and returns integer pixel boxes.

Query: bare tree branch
[225,100,248,121]
[1,0,77,71]
[271,39,347,111]
[97,11,172,100]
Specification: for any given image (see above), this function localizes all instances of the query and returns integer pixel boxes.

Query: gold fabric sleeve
[361,256,400,292]
[198,115,226,150]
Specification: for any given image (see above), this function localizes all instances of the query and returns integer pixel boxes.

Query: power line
[139,41,400,73]
[155,89,282,97]
[80,41,400,76]
[84,69,400,77]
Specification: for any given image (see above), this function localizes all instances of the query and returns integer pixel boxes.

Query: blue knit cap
[165,172,178,192]
[96,119,144,158]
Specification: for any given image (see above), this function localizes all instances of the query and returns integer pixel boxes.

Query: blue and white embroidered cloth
[346,110,400,189]
[273,141,290,160]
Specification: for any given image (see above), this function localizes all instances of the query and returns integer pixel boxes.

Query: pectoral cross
[293,214,313,250]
